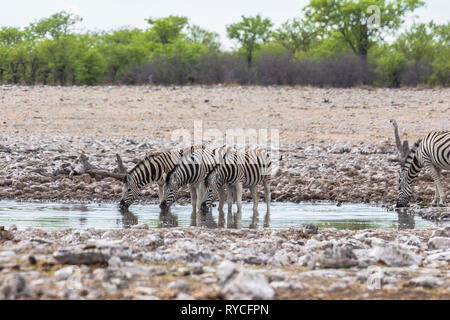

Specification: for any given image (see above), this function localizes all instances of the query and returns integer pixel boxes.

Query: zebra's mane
[127,152,159,176]
[401,139,421,174]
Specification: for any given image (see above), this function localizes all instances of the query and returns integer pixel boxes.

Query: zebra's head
[200,171,220,213]
[160,170,180,210]
[396,170,411,207]
[119,175,140,210]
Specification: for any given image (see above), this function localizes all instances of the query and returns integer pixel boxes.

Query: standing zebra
[159,145,233,226]
[200,148,246,228]
[200,147,272,228]
[397,130,450,207]
[119,148,185,210]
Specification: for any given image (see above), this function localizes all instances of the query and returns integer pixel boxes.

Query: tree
[146,16,188,44]
[187,25,220,50]
[304,0,424,61]
[27,11,82,39]
[274,18,318,53]
[226,14,273,67]
[77,48,105,85]
[0,27,24,46]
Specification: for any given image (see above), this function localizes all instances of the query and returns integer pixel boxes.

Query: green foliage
[77,48,105,85]
[146,15,188,44]
[373,45,407,87]
[187,25,220,50]
[304,0,425,59]
[274,18,318,53]
[0,6,448,87]
[27,11,82,39]
[226,14,273,67]
[0,27,24,46]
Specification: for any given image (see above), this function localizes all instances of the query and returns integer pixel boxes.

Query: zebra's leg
[425,163,445,206]
[432,188,439,206]
[189,185,197,226]
[235,182,243,229]
[249,186,259,229]
[157,182,169,214]
[196,182,206,227]
[263,180,271,228]
[218,187,226,228]
[226,187,234,228]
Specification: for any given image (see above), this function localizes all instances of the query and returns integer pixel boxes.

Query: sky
[0,0,449,49]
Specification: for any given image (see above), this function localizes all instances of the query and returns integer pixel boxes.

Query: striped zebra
[119,148,187,210]
[159,145,233,226]
[397,131,450,207]
[200,147,272,228]
[200,148,246,228]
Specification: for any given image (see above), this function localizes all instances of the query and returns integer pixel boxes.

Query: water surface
[0,200,443,230]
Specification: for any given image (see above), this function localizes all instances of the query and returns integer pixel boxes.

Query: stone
[216,260,239,284]
[143,234,163,249]
[188,262,204,275]
[222,269,274,300]
[268,269,285,282]
[428,237,450,250]
[299,223,319,235]
[270,281,303,292]
[1,273,27,299]
[308,245,358,269]
[369,245,422,267]
[168,280,190,292]
[410,276,444,289]
[54,266,74,280]
[131,224,149,230]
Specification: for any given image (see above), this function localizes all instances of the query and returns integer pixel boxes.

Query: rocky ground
[0,134,449,206]
[0,85,449,300]
[0,224,449,300]
[0,85,449,205]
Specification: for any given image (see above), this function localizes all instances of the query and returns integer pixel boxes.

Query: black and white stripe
[119,149,183,209]
[159,145,233,226]
[201,147,272,228]
[200,148,246,228]
[397,130,450,207]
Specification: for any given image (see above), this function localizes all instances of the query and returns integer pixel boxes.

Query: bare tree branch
[390,119,410,162]
[70,153,126,181]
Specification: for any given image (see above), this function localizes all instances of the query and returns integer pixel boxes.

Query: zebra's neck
[402,140,423,182]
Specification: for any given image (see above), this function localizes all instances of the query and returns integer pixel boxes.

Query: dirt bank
[1,86,449,205]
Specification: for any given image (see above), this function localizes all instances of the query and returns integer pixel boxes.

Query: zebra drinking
[200,148,246,228]
[119,149,184,210]
[159,145,233,226]
[200,147,272,228]
[397,130,450,207]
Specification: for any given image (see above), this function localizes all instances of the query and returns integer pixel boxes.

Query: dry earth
[0,224,449,300]
[0,85,448,204]
[0,85,449,300]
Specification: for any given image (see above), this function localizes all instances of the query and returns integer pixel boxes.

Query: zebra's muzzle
[160,200,168,210]
[200,202,209,213]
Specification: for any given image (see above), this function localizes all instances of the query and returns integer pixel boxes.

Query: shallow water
[0,200,444,230]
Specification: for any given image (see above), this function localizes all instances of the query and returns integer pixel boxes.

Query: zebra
[119,148,185,210]
[200,148,246,228]
[397,130,450,207]
[200,147,272,228]
[159,145,233,226]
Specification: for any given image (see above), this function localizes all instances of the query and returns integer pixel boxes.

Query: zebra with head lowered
[200,147,272,229]
[200,148,246,228]
[397,130,450,207]
[119,149,185,210]
[159,145,233,226]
